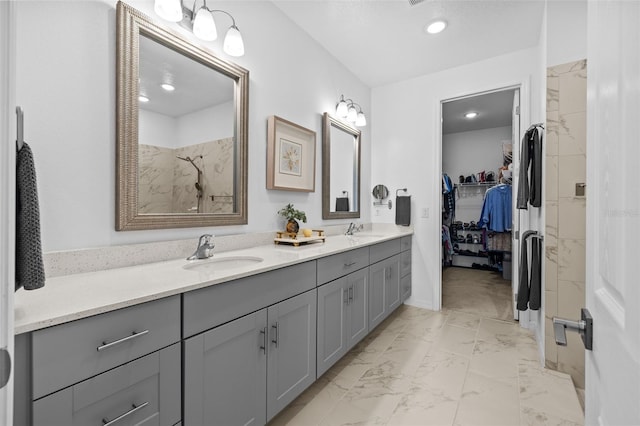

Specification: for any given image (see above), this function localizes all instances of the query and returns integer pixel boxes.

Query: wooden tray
[274,229,325,246]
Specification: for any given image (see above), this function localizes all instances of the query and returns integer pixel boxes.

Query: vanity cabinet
[369,239,403,330]
[182,264,317,425]
[184,310,267,426]
[33,343,181,426]
[317,267,368,377]
[266,289,317,421]
[16,296,182,426]
[15,234,412,426]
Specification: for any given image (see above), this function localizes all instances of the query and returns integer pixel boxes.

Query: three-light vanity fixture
[335,95,367,127]
[153,0,245,56]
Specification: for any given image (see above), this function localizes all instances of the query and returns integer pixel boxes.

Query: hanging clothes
[517,125,543,209]
[517,231,542,311]
[442,173,456,223]
[477,184,512,232]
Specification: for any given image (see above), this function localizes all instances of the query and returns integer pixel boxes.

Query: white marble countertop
[14,227,412,334]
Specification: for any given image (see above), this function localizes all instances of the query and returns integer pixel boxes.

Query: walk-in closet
[441,89,519,321]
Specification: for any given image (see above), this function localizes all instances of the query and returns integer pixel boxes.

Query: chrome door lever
[552,308,593,350]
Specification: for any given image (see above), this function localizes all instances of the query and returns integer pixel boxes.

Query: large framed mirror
[116,2,249,230]
[322,113,361,219]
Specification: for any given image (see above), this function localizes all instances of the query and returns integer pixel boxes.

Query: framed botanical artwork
[267,115,316,192]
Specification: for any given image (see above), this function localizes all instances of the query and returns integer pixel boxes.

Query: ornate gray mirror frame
[116,2,249,230]
[322,113,361,220]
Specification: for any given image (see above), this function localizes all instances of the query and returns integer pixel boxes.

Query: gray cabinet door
[369,255,401,330]
[317,277,348,378]
[346,268,368,350]
[183,310,267,426]
[33,344,181,426]
[385,254,401,314]
[368,261,386,330]
[267,290,317,421]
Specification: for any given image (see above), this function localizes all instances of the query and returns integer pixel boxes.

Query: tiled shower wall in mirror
[139,138,235,214]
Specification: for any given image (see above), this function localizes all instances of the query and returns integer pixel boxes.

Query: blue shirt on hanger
[478,184,512,232]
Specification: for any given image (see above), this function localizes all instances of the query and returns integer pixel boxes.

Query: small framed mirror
[116,2,249,230]
[322,113,361,219]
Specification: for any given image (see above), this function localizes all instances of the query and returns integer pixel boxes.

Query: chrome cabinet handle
[349,285,354,303]
[271,323,279,348]
[102,401,149,426]
[344,261,357,267]
[260,327,267,354]
[97,330,149,352]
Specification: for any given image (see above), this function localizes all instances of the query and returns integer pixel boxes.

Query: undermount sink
[352,233,386,238]
[183,256,264,272]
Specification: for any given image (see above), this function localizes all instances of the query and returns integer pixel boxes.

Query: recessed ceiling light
[138,95,150,103]
[161,83,175,91]
[425,20,447,34]
[465,112,478,119]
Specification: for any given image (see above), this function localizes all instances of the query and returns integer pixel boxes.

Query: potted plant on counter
[278,203,307,234]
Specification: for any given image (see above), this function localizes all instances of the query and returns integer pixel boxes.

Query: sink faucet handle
[199,234,214,246]
[187,234,216,260]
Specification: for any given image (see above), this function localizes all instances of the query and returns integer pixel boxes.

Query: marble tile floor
[442,267,513,322]
[270,304,584,426]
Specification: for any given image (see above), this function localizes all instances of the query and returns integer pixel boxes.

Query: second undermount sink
[183,256,264,272]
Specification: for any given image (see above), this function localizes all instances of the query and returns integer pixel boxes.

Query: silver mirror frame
[116,1,249,230]
[322,112,361,220]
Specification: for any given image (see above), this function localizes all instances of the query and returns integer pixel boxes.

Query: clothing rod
[16,106,24,151]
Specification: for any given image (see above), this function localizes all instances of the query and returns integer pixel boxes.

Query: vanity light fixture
[425,19,447,34]
[161,83,176,91]
[465,112,478,119]
[335,95,367,127]
[153,0,245,57]
[138,95,150,103]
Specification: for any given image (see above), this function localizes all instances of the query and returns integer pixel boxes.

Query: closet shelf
[456,182,497,187]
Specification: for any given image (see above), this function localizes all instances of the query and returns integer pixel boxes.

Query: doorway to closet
[441,87,520,322]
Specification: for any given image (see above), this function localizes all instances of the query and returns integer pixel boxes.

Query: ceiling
[138,34,234,117]
[272,0,540,133]
[272,0,545,88]
[442,89,516,135]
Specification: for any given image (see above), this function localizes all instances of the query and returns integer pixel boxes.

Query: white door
[511,88,520,320]
[585,1,640,424]
[0,2,16,424]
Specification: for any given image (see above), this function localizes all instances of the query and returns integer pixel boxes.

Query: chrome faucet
[187,234,215,260]
[345,223,363,235]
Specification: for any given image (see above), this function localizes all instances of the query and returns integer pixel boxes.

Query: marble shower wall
[138,138,235,214]
[545,59,587,389]
[138,144,174,213]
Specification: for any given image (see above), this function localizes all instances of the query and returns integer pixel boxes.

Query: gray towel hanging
[395,195,411,226]
[16,142,45,291]
[517,231,541,311]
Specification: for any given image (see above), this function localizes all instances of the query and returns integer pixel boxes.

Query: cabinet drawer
[317,247,369,285]
[401,250,411,277]
[33,343,181,426]
[32,295,180,399]
[401,236,412,252]
[183,261,316,338]
[369,239,401,264]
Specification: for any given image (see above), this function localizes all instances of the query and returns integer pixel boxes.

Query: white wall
[371,46,544,310]
[139,109,178,148]
[442,126,512,183]
[15,0,370,252]
[547,0,587,67]
[177,101,234,147]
